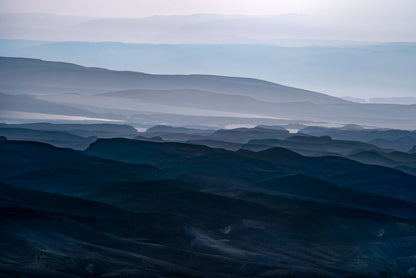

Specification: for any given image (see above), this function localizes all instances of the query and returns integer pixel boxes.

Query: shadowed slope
[0,127,96,150]
[85,138,416,202]
[0,140,165,194]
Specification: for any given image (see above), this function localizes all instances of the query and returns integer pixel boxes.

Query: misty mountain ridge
[1,57,416,130]
[3,122,416,177]
[4,13,413,44]
[0,56,345,104]
[1,39,415,100]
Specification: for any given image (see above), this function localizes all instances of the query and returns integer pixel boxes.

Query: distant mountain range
[1,122,415,175]
[4,13,412,44]
[1,39,415,99]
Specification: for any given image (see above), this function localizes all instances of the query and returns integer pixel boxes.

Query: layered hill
[0,57,345,104]
[85,138,416,203]
[1,57,415,129]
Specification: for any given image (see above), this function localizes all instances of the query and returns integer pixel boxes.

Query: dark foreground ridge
[2,135,416,277]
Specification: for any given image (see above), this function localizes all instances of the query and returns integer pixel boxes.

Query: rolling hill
[0,56,345,104]
[1,57,416,129]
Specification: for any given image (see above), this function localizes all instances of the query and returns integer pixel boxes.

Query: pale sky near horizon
[0,0,415,19]
[2,0,415,42]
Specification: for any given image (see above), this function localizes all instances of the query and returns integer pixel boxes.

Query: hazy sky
[1,0,343,16]
[2,0,415,42]
[0,0,415,19]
